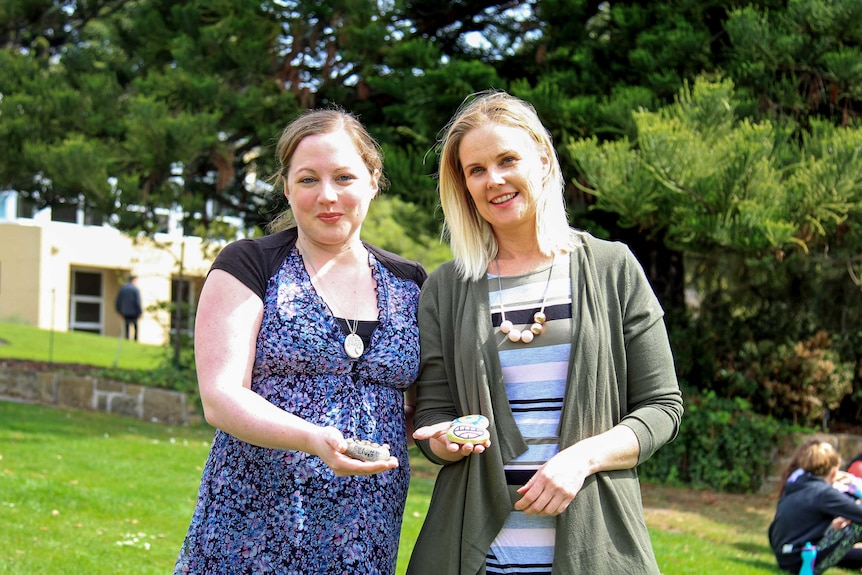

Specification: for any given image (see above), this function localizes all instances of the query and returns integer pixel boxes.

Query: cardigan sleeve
[413,264,462,465]
[616,246,684,464]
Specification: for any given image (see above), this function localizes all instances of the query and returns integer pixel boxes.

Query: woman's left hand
[514,449,588,516]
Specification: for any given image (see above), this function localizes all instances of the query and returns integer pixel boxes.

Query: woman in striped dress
[408,91,684,575]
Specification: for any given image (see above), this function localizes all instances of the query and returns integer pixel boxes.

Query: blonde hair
[797,440,841,477]
[268,108,387,233]
[778,439,841,497]
[436,90,578,281]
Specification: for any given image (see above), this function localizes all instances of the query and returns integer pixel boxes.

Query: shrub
[639,389,788,493]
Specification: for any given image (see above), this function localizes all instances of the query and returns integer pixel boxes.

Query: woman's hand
[413,421,490,461]
[832,516,851,531]
[514,449,587,516]
[514,425,640,516]
[310,426,399,477]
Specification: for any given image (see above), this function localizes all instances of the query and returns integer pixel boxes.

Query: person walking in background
[174,107,426,574]
[408,90,684,575]
[769,439,862,574]
[114,275,142,340]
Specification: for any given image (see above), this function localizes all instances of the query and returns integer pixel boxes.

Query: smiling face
[458,122,548,239]
[284,129,379,248]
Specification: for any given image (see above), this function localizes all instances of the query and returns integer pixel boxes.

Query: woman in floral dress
[174,108,425,574]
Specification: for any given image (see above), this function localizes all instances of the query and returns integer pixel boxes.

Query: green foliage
[640,390,786,493]
[724,1,862,125]
[3,0,862,435]
[676,244,862,426]
[568,76,816,254]
[361,195,452,273]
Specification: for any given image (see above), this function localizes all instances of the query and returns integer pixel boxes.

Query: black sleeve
[209,239,272,301]
[209,229,297,301]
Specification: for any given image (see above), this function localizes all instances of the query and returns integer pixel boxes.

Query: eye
[467,166,484,176]
[501,156,517,165]
[298,176,317,185]
[336,174,356,183]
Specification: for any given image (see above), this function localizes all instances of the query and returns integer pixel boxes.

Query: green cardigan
[408,232,684,575]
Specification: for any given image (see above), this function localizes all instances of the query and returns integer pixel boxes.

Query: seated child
[769,440,862,574]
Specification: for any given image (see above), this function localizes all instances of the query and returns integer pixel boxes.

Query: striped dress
[486,254,573,575]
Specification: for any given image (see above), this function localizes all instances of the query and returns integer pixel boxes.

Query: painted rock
[344,438,391,462]
[446,415,491,444]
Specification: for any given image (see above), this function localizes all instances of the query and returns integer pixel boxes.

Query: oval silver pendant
[344,333,364,359]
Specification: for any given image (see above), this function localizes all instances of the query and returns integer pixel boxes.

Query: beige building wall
[0,224,42,326]
[0,215,216,346]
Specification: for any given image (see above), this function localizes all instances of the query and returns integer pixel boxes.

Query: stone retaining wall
[0,367,199,425]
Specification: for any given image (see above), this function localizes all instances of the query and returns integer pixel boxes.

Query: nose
[319,180,338,203]
[486,166,505,188]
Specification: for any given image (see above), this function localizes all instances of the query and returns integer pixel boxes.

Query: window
[16,195,37,219]
[52,200,79,223]
[70,270,103,335]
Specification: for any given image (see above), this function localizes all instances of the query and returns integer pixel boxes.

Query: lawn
[0,322,165,371]
[4,400,855,575]
[0,322,855,574]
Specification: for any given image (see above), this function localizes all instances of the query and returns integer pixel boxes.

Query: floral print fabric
[174,247,421,574]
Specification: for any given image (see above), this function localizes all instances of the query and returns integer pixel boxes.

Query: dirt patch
[642,483,775,528]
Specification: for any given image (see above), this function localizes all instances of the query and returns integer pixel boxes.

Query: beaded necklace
[494,256,554,344]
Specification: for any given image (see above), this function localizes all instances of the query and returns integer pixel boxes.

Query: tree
[568,75,862,422]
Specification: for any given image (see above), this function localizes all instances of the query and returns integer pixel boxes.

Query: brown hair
[268,107,387,232]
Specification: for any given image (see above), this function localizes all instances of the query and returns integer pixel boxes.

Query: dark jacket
[115,281,142,318]
[769,471,862,570]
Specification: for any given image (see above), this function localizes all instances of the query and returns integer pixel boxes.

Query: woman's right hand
[311,426,399,477]
[413,421,490,461]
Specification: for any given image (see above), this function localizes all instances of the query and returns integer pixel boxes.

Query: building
[0,191,221,346]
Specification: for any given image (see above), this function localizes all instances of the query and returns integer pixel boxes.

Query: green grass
[0,323,856,574]
[0,401,213,574]
[4,401,856,575]
[0,322,165,371]
[0,401,434,575]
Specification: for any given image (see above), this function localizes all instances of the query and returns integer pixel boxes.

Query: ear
[370,169,380,199]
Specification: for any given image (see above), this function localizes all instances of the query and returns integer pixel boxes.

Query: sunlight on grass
[0,322,165,370]
[1,400,858,575]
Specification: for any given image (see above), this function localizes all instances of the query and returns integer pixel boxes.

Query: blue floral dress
[175,247,421,575]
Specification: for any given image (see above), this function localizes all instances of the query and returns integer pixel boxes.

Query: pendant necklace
[495,255,554,344]
[342,317,364,359]
[300,239,365,359]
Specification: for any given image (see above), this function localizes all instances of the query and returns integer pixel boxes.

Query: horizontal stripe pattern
[485,255,572,575]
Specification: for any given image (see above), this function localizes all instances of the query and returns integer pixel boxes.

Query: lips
[317,212,343,223]
[490,192,518,205]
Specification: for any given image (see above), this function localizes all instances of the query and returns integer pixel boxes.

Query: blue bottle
[799,542,817,575]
